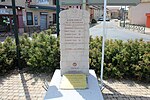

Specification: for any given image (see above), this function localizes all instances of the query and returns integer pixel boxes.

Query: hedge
[90,37,150,82]
[0,31,149,82]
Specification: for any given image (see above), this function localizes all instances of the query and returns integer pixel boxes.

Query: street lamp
[56,0,60,37]
[12,0,21,70]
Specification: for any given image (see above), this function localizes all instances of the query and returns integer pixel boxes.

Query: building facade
[62,5,102,21]
[88,5,102,20]
[0,0,58,33]
[0,0,25,33]
[24,0,57,32]
[128,0,150,26]
[0,0,109,33]
[107,7,120,19]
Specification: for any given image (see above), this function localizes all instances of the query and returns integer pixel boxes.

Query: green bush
[0,37,16,75]
[0,30,59,75]
[90,37,150,82]
[0,32,149,82]
[19,31,60,73]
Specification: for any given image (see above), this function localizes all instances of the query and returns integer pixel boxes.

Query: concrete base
[44,70,104,100]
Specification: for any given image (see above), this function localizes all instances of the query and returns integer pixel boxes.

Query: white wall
[129,3,150,25]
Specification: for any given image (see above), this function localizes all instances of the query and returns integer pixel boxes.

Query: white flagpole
[100,0,107,90]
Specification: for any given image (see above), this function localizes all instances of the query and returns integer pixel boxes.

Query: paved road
[90,20,150,41]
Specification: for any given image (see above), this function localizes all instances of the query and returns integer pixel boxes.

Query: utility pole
[82,0,86,10]
[56,0,60,37]
[123,6,126,27]
[12,0,21,70]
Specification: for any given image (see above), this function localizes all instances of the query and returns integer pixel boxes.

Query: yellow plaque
[60,74,87,90]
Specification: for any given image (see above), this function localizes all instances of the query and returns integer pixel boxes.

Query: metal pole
[100,0,107,89]
[120,6,122,27]
[12,0,21,70]
[56,0,60,37]
[123,6,126,27]
[82,0,86,10]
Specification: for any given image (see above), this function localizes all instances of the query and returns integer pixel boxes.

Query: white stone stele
[60,9,90,75]
[44,70,104,100]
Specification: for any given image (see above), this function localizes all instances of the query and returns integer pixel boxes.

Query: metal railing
[120,22,146,33]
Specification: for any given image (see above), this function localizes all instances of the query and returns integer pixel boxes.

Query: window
[53,0,56,5]
[1,0,5,2]
[26,12,33,25]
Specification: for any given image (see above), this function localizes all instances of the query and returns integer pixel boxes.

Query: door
[40,14,47,30]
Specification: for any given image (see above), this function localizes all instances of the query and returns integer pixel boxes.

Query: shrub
[0,32,149,82]
[0,37,16,75]
[90,37,150,82]
[27,33,59,73]
[19,31,60,73]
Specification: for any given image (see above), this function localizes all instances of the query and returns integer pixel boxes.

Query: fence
[120,22,146,33]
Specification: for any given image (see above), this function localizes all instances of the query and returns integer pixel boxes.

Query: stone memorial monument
[60,9,90,76]
[44,9,104,100]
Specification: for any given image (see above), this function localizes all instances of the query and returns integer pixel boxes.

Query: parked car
[98,17,110,21]
[98,17,103,21]
[106,17,110,21]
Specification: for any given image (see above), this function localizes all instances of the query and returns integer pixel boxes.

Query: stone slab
[61,69,89,75]
[44,70,104,100]
[60,61,89,68]
[60,9,90,75]
[60,43,89,50]
[60,55,89,62]
[60,50,89,56]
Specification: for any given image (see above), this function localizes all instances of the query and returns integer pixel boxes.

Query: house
[87,5,102,20]
[107,7,120,19]
[24,0,58,32]
[0,0,58,33]
[128,0,150,26]
[60,3,102,21]
[0,0,25,33]
[99,7,111,19]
